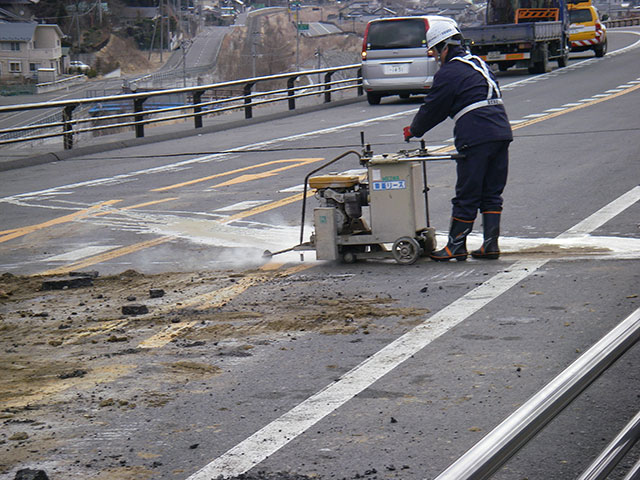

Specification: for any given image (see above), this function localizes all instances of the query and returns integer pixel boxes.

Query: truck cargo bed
[461,21,564,45]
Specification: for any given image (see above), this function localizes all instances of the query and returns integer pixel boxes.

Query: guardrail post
[324,72,333,103]
[244,82,255,119]
[288,76,299,110]
[133,97,147,138]
[357,67,364,96]
[193,90,204,129]
[62,105,76,150]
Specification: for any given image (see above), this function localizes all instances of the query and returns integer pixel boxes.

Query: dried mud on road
[0,268,429,479]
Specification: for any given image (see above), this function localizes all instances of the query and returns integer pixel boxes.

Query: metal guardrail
[0,64,363,150]
[433,307,640,480]
[604,16,640,27]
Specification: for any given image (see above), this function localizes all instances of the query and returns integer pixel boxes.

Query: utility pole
[160,0,164,62]
[295,2,300,71]
[181,39,191,88]
[251,31,259,77]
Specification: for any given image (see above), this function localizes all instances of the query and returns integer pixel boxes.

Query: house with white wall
[0,22,64,80]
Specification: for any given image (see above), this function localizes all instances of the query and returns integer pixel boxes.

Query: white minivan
[361,15,458,105]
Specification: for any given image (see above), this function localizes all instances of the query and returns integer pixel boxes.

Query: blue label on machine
[372,180,406,191]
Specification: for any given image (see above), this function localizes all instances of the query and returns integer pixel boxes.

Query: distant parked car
[69,61,90,72]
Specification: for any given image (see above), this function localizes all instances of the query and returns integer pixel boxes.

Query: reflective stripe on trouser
[452,140,510,220]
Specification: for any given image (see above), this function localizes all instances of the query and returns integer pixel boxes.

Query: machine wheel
[418,228,437,255]
[392,237,422,265]
[341,251,356,264]
[367,92,382,105]
[339,245,365,263]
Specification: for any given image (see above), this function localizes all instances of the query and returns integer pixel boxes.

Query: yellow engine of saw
[308,175,369,235]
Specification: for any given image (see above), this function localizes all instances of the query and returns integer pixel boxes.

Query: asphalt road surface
[0,29,639,480]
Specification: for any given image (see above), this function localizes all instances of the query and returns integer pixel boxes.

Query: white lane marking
[46,245,120,262]
[562,103,582,107]
[544,108,566,112]
[214,200,270,212]
[279,184,305,193]
[184,185,640,480]
[523,113,549,118]
[558,186,640,238]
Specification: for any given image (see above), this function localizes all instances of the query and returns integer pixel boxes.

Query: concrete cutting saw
[264,135,463,265]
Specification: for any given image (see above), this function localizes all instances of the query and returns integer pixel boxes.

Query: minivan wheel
[594,38,607,57]
[367,92,382,105]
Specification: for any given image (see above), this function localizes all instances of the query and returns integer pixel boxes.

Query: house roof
[0,21,63,41]
[122,6,158,19]
[0,21,36,40]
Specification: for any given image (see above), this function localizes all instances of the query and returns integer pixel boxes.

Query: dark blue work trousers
[452,140,510,221]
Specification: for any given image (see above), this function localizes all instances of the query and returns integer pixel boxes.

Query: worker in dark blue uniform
[403,20,513,261]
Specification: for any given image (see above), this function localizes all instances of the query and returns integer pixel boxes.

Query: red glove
[403,126,413,142]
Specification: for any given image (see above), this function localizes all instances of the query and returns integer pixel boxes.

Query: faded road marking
[0,200,121,244]
[38,236,174,276]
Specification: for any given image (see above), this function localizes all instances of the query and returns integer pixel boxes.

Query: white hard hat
[426,20,462,50]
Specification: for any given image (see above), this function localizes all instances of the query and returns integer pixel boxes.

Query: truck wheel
[529,44,549,74]
[367,92,381,105]
[557,53,568,68]
[557,37,570,68]
[594,38,607,57]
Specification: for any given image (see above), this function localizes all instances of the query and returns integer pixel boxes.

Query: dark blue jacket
[409,46,513,151]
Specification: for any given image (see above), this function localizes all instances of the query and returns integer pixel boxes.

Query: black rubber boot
[430,217,474,262]
[471,212,501,260]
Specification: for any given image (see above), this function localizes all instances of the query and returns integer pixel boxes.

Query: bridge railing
[0,64,363,151]
[604,16,640,27]
[433,307,640,480]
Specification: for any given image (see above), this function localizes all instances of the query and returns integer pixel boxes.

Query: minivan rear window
[366,19,427,50]
[569,8,594,23]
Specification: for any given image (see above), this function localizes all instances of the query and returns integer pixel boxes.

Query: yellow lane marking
[221,190,315,224]
[0,364,135,410]
[433,82,640,154]
[38,236,174,276]
[63,319,131,345]
[93,197,179,217]
[138,321,198,349]
[1,198,178,242]
[0,200,122,244]
[210,158,323,189]
[152,158,325,192]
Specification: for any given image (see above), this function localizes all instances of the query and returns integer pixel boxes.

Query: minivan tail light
[362,23,371,61]
[424,18,430,48]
